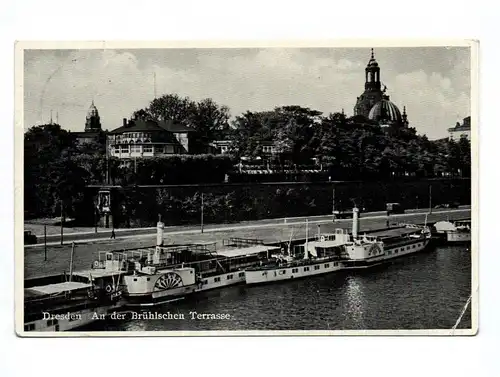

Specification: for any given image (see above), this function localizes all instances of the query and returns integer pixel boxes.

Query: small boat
[434,219,471,243]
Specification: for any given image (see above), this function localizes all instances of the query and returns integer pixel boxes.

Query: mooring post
[69,242,75,282]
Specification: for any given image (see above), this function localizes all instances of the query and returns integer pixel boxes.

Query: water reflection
[342,276,367,328]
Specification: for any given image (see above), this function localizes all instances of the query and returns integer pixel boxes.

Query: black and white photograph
[16,41,477,336]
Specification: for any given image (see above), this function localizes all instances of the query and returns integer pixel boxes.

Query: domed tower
[368,94,403,127]
[353,49,385,118]
[85,100,102,132]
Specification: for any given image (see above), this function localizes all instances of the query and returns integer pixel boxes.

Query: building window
[156,146,164,153]
[143,146,152,153]
[24,323,35,331]
[121,146,130,153]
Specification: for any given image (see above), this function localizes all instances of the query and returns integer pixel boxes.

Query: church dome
[86,101,99,119]
[368,96,402,125]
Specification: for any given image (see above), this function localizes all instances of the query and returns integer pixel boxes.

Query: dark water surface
[84,244,472,331]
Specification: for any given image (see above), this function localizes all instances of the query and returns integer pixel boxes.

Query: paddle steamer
[245,208,431,285]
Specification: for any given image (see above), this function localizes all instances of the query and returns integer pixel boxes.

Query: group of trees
[231,106,471,180]
[24,93,471,220]
[132,94,231,153]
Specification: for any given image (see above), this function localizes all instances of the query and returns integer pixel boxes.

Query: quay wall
[83,178,471,228]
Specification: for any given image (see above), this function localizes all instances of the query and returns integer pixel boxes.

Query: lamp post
[60,199,64,245]
[201,193,204,234]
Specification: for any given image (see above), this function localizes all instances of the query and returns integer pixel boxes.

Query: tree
[132,94,231,153]
[24,124,89,218]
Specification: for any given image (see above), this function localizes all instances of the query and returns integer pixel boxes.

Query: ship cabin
[169,243,281,276]
[294,229,352,260]
[363,226,428,249]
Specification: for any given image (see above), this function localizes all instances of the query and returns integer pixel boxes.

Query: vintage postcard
[15,40,478,337]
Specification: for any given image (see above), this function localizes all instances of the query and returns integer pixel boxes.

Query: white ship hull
[446,231,471,243]
[195,271,247,292]
[343,238,430,269]
[124,270,248,306]
[246,237,430,284]
[245,260,343,285]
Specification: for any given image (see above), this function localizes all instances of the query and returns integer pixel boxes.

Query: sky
[23,47,471,139]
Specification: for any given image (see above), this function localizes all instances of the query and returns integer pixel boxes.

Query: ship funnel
[352,207,359,239]
[156,214,164,246]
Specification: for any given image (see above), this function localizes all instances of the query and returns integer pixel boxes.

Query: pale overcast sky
[24,47,471,139]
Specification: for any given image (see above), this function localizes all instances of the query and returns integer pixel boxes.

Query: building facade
[353,49,409,128]
[108,117,194,159]
[448,116,471,141]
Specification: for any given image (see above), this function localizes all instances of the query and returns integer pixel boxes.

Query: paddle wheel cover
[154,272,184,291]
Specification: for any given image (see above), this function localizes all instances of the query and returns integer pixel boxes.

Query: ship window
[324,264,330,268]
[214,277,221,282]
[238,272,245,278]
[227,274,233,280]
[55,325,60,331]
[133,278,138,281]
[24,323,35,331]
[203,280,208,285]
[304,267,310,272]
[292,268,298,273]
[334,262,338,267]
[395,249,398,253]
[147,278,150,281]
[314,265,320,270]
[413,245,416,248]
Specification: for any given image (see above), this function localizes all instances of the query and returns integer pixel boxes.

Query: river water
[82,243,472,331]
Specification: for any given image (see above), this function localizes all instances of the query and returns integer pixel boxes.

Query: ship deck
[216,245,280,258]
[366,227,421,239]
[72,269,126,280]
[25,281,92,297]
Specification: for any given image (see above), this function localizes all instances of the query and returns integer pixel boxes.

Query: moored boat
[121,220,280,306]
[23,244,125,332]
[245,208,432,285]
[434,219,471,243]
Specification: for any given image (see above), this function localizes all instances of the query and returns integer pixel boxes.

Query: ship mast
[303,219,309,260]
